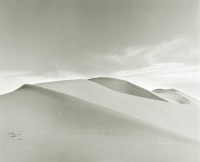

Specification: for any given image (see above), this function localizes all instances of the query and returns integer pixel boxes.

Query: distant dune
[153,89,190,104]
[1,78,200,162]
[153,89,200,105]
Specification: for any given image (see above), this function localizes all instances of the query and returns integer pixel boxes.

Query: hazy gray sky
[0,0,199,98]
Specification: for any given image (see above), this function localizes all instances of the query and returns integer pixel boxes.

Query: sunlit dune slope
[0,85,199,162]
[36,79,200,140]
[89,77,166,101]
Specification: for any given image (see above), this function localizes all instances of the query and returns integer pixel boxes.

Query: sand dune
[89,77,166,101]
[153,89,200,106]
[1,79,200,162]
[37,79,200,140]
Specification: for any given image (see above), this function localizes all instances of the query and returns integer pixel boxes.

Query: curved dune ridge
[89,77,166,101]
[0,79,200,162]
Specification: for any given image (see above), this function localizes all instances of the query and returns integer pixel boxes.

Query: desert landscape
[0,0,199,161]
[0,77,200,162]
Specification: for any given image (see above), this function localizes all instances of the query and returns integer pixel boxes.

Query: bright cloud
[104,38,199,69]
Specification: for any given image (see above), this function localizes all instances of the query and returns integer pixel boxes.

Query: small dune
[153,89,191,104]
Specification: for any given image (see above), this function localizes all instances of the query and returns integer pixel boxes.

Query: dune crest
[89,77,166,101]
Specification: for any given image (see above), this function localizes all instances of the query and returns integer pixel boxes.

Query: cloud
[106,46,148,63]
[51,38,199,77]
[103,38,199,70]
[113,63,200,78]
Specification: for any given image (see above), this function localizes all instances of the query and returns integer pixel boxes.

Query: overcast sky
[0,0,199,98]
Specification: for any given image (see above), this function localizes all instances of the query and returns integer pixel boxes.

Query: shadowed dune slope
[0,85,199,162]
[36,80,200,140]
[153,89,200,106]
[89,77,166,101]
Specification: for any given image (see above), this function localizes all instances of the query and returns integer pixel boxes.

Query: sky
[0,0,200,99]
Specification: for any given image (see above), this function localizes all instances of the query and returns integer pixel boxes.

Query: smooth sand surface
[1,79,200,162]
[37,79,200,140]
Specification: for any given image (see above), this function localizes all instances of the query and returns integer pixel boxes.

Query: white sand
[37,79,200,139]
[0,78,199,162]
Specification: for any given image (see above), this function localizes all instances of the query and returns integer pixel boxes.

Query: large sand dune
[37,79,200,140]
[1,78,200,162]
